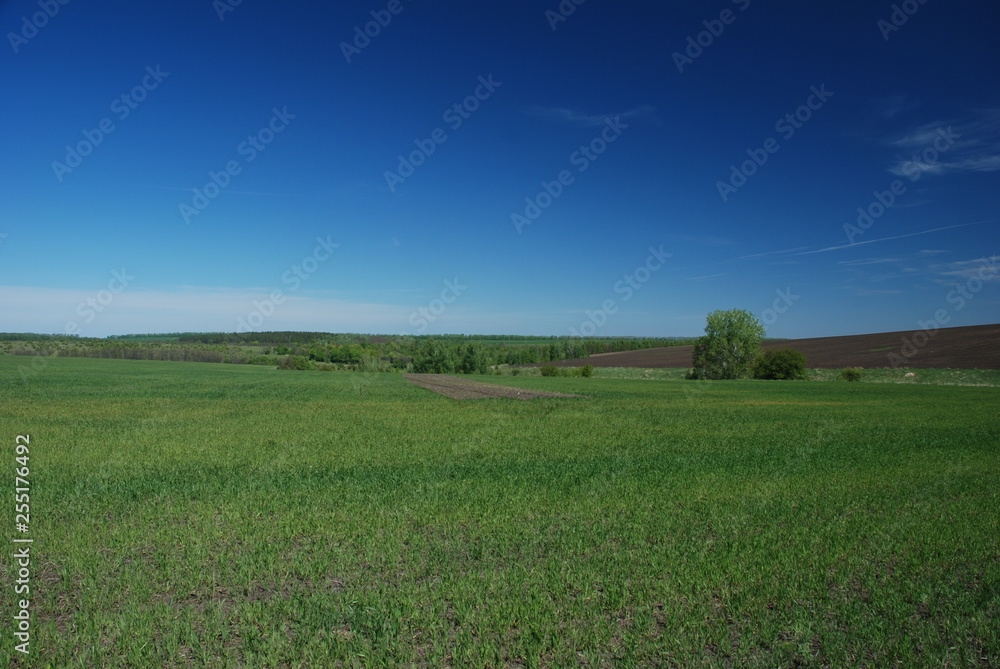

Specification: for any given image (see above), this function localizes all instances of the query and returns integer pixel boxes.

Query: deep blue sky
[2,0,998,338]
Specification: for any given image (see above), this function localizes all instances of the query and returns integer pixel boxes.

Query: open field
[404,374,585,400]
[2,356,998,666]
[528,323,1000,371]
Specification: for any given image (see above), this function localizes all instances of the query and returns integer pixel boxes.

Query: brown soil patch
[404,374,585,400]
[523,323,1000,370]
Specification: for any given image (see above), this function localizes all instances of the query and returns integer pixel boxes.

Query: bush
[753,348,807,380]
[841,367,863,382]
[277,355,315,371]
[540,365,560,377]
[581,364,594,378]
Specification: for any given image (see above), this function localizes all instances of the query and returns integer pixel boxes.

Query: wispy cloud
[684,273,727,281]
[527,104,655,127]
[931,256,1000,284]
[796,223,981,256]
[736,246,811,260]
[851,288,904,296]
[886,109,1000,177]
[727,223,984,267]
[150,186,303,197]
[838,257,900,266]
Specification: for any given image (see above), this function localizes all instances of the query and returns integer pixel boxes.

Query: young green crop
[1,356,997,666]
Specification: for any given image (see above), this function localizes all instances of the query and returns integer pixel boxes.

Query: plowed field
[526,323,1000,370]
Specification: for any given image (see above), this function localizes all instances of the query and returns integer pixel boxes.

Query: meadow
[2,356,998,666]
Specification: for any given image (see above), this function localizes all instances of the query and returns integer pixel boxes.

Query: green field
[2,356,998,666]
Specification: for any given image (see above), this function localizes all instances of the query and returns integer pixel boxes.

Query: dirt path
[404,374,585,400]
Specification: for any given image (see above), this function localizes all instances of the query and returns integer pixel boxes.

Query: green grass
[2,356,998,666]
[806,366,1000,386]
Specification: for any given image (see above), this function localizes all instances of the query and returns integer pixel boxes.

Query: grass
[2,356,998,666]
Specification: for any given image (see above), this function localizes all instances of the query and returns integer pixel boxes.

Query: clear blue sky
[2,0,998,338]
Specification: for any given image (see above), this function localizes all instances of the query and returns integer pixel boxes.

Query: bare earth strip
[404,374,585,400]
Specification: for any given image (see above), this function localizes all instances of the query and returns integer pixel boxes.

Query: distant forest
[1,332,695,374]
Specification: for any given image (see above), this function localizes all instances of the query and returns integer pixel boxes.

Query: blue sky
[2,0,998,339]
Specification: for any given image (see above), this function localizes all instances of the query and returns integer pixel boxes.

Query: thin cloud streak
[150,186,303,197]
[794,223,983,256]
[527,105,655,127]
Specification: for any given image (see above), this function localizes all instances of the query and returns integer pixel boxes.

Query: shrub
[277,355,315,371]
[510,368,521,376]
[753,348,807,380]
[841,367,863,382]
[540,365,560,377]
[581,364,594,378]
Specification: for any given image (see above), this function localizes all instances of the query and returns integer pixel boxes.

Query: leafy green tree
[458,342,490,375]
[689,309,766,380]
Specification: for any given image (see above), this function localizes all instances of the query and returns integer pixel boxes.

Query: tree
[689,309,766,380]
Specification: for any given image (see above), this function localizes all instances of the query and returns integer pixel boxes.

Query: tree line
[1,333,694,374]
